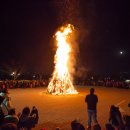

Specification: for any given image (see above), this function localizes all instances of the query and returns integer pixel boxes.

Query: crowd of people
[76,79,130,89]
[0,88,39,130]
[0,86,130,130]
[0,79,130,90]
[0,80,48,89]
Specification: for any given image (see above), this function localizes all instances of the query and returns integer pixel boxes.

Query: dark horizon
[1,0,130,77]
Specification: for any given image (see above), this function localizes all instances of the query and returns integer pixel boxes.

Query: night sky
[1,0,130,76]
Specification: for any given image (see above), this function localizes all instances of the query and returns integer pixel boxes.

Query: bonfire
[47,24,78,95]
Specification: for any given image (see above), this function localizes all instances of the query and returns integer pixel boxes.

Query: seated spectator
[123,115,130,130]
[109,105,124,130]
[0,123,17,130]
[93,123,101,130]
[0,88,9,98]
[105,123,115,130]
[0,96,5,125]
[4,108,19,125]
[71,119,85,130]
[18,106,39,130]
[0,89,12,116]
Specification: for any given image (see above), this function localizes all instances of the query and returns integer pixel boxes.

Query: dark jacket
[85,94,98,110]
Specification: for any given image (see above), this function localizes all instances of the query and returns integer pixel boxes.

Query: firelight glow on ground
[10,86,130,130]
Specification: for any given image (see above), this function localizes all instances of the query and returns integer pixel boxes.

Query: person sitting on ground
[18,106,39,130]
[0,96,5,125]
[109,105,124,130]
[123,114,130,130]
[105,123,115,130]
[0,89,12,116]
[0,123,17,130]
[123,103,130,130]
[71,119,85,130]
[93,123,101,130]
[4,108,19,125]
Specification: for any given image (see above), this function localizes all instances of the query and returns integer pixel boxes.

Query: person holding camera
[17,106,39,130]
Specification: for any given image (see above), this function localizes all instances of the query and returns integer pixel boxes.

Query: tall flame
[47,24,78,95]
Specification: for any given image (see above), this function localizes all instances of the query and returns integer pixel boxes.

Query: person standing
[85,88,98,129]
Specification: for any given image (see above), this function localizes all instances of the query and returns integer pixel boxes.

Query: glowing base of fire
[49,91,78,95]
[47,87,78,95]
[47,90,78,95]
[47,79,78,95]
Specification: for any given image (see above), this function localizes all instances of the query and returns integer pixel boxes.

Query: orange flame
[47,24,78,95]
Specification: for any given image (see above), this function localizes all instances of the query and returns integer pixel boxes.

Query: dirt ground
[9,86,130,130]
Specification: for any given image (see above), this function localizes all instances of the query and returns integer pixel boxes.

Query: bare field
[9,86,130,130]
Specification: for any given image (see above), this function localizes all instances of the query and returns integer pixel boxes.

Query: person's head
[22,107,30,116]
[110,105,119,112]
[8,108,16,115]
[0,96,4,104]
[1,123,17,130]
[90,88,95,94]
[93,124,101,130]
[1,88,9,94]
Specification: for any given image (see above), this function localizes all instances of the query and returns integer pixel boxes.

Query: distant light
[120,51,123,55]
[11,72,15,76]
[125,80,130,83]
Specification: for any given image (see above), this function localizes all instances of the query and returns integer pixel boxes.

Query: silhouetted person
[71,119,85,130]
[85,88,98,129]
[93,124,101,130]
[105,123,115,130]
[109,105,124,130]
[0,123,17,130]
[18,106,39,130]
[4,108,19,125]
[0,89,12,115]
[0,96,5,125]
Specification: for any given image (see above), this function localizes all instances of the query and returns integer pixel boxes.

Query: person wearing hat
[85,88,98,129]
